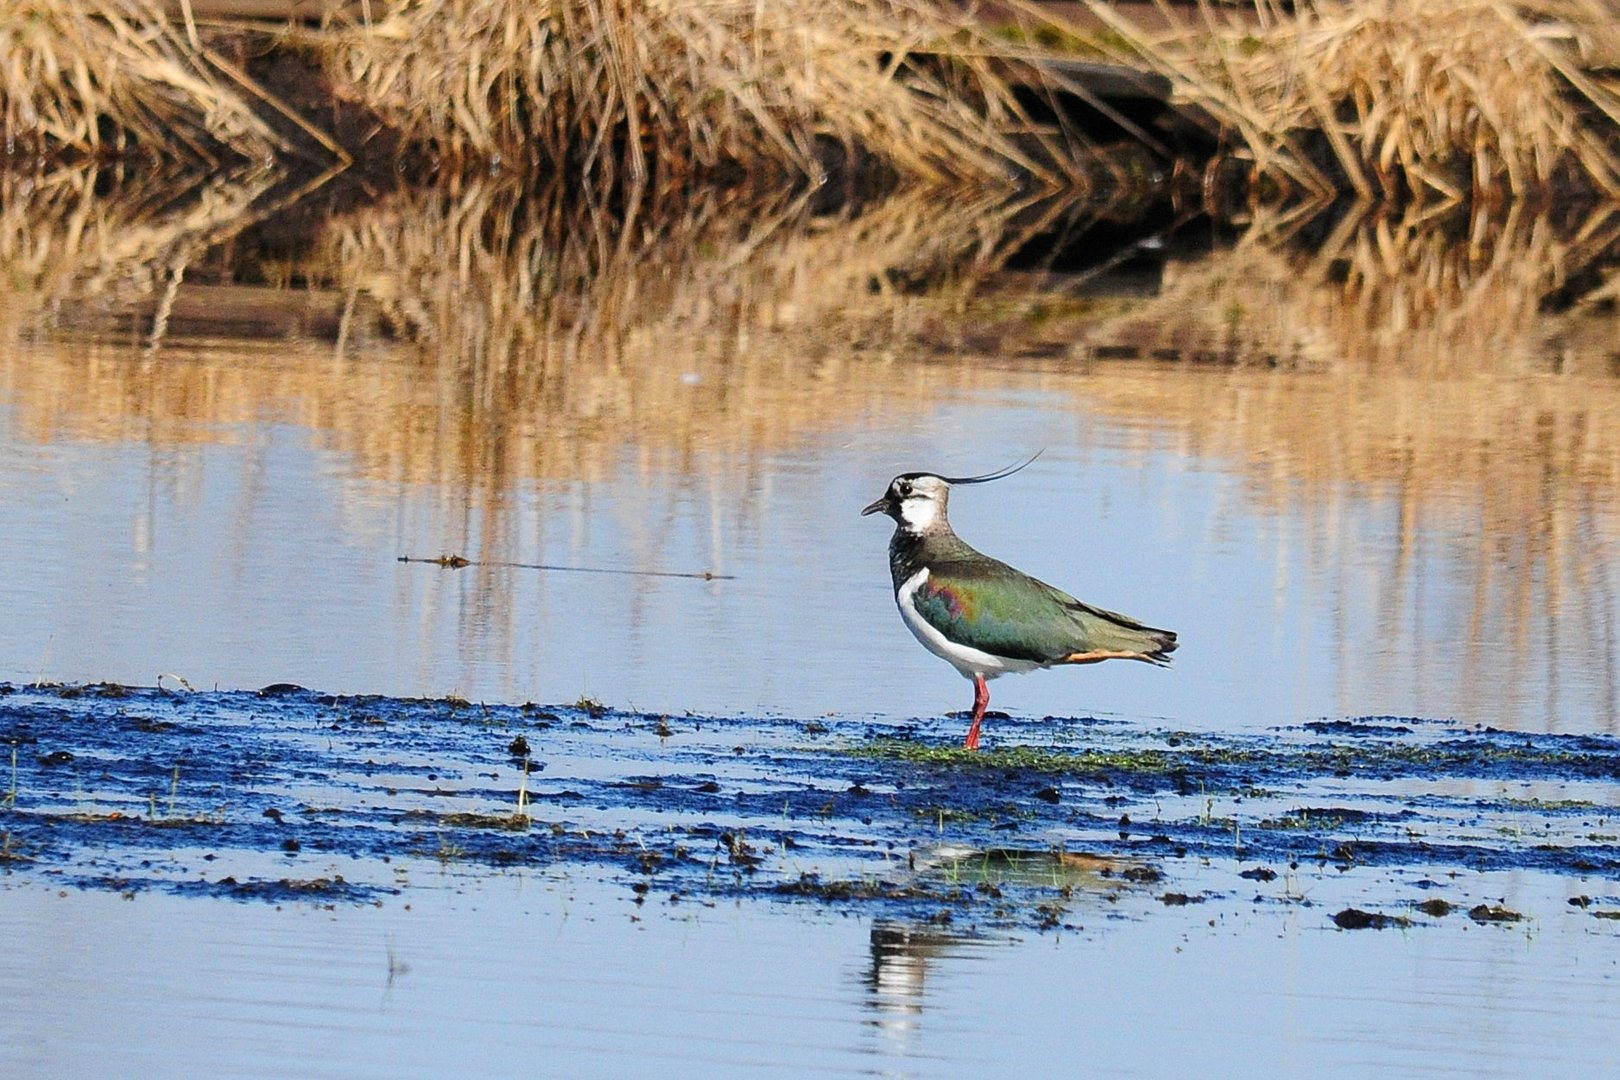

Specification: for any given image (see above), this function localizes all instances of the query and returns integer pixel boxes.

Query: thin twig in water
[397,555,733,581]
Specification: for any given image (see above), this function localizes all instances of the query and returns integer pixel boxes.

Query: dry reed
[0,0,279,163]
[3,0,1070,187]
[322,0,1055,188]
[1060,0,1620,201]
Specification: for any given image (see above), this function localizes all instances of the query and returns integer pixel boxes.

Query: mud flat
[3,682,1618,933]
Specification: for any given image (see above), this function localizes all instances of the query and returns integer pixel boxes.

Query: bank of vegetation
[2,0,1067,191]
[4,1,1620,203]
[1068,0,1620,201]
[7,1,1620,380]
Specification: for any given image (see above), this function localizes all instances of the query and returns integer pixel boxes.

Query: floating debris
[1333,908,1412,931]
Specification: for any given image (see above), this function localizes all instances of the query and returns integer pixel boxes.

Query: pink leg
[964,674,989,750]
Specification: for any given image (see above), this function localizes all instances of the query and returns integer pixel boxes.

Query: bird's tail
[1064,602,1178,667]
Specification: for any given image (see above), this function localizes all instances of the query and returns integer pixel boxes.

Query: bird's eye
[896,482,912,497]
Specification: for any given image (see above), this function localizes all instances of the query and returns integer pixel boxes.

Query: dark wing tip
[1145,629,1178,666]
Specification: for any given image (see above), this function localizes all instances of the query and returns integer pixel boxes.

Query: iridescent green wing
[915,557,1174,663]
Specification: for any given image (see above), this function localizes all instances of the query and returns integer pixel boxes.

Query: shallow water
[4,178,1620,1075]
[9,867,1620,1080]
[4,686,1620,1078]
[3,338,1618,734]
[6,874,1618,1079]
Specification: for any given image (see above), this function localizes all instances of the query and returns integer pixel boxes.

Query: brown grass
[0,0,280,163]
[5,0,1070,186]
[1057,0,1620,201]
[321,0,1062,187]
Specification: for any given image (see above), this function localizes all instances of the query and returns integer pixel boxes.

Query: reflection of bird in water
[865,920,975,1062]
[867,921,959,1013]
[863,457,1177,748]
[861,855,1154,1065]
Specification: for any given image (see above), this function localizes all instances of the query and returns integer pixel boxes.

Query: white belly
[896,568,1041,680]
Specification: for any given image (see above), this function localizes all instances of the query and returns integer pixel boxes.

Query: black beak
[861,495,891,517]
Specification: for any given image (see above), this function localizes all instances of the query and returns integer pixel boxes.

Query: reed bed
[4,0,1064,186]
[1063,0,1620,201]
[0,0,279,163]
[323,0,1055,188]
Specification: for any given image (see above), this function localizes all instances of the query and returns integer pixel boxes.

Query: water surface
[2,334,1617,733]
[6,875,1617,1079]
[4,176,1620,1077]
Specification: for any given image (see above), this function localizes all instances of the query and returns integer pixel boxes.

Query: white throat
[897,495,944,533]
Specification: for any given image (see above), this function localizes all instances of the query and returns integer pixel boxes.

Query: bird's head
[861,473,952,533]
[861,453,1042,535]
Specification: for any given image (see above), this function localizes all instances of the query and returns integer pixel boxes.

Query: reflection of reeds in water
[0,163,281,334]
[1076,201,1620,372]
[302,177,1057,487]
[0,175,1056,682]
[5,164,1620,727]
[0,166,1044,471]
[1114,374,1620,735]
[0,172,1062,584]
[1026,207,1620,729]
[1066,363,1619,727]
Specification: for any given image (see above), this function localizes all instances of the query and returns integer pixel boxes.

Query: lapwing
[862,456,1177,749]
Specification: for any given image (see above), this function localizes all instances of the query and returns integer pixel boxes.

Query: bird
[862,456,1177,750]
